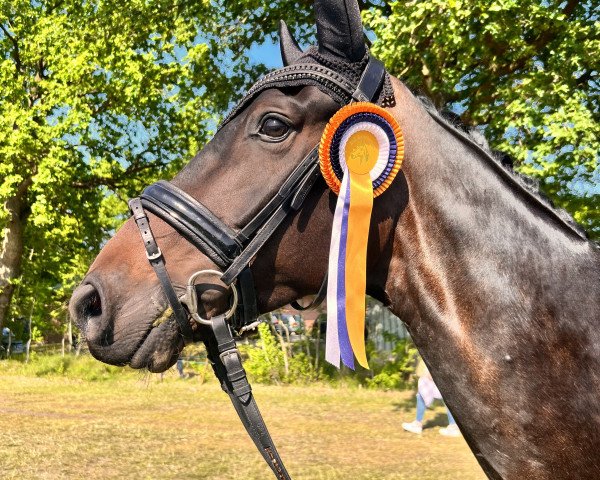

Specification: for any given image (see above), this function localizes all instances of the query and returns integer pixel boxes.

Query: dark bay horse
[69,0,600,478]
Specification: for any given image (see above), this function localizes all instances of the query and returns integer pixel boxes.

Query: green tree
[1,0,597,337]
[364,0,599,237]
[0,0,285,332]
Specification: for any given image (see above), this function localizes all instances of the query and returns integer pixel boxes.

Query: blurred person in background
[402,356,461,437]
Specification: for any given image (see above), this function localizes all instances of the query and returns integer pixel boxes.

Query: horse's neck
[384,84,600,479]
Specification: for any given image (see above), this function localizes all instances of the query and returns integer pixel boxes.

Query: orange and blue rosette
[319,103,404,369]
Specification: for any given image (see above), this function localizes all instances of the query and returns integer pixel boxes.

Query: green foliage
[242,320,415,389]
[364,0,599,237]
[243,323,286,384]
[287,351,319,384]
[2,353,128,381]
[366,337,418,391]
[0,0,303,332]
[242,322,319,385]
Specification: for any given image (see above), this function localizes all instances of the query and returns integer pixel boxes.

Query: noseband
[128,56,387,480]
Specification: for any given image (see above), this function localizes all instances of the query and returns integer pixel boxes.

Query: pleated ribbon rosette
[319,103,404,369]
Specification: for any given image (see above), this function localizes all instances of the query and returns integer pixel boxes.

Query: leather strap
[129,199,193,338]
[222,202,291,285]
[291,273,328,312]
[352,57,386,103]
[236,146,319,244]
[141,181,241,269]
[234,268,259,331]
[205,316,291,480]
[222,161,322,286]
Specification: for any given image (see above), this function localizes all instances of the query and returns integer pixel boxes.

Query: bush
[287,352,318,384]
[243,323,319,385]
[0,353,131,381]
[366,338,418,391]
[241,321,418,390]
[243,323,286,384]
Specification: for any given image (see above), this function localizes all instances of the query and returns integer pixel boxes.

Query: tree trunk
[314,316,321,378]
[0,180,31,330]
[278,323,290,377]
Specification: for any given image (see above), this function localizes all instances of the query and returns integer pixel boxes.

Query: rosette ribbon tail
[325,172,350,368]
[345,169,373,369]
[325,159,372,370]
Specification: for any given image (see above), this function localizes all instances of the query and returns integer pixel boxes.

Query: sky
[248,39,283,70]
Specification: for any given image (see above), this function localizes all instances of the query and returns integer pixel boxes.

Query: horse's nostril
[69,283,104,329]
[86,289,102,318]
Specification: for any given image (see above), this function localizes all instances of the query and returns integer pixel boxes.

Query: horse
[69,0,600,478]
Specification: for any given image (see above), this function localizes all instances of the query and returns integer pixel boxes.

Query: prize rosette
[319,102,404,369]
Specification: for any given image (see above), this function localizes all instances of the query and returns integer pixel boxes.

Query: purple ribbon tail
[337,177,354,370]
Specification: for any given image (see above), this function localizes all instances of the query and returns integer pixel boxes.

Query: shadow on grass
[391,396,416,412]
[423,412,450,429]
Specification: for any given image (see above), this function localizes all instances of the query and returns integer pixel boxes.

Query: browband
[220,57,386,129]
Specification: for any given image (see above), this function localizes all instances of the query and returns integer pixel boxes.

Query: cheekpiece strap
[128,198,194,338]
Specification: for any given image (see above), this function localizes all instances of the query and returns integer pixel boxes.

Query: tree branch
[0,23,22,76]
[575,69,594,87]
[70,161,166,190]
[562,0,580,18]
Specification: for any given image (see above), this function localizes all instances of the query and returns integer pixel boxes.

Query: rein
[128,57,386,479]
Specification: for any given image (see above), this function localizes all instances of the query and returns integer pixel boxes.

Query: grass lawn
[0,365,485,479]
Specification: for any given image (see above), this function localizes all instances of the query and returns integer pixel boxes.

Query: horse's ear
[314,0,366,62]
[279,20,304,66]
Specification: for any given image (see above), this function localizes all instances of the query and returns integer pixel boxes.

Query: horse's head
[69,0,401,372]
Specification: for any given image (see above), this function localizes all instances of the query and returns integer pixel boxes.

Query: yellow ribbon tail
[345,171,373,369]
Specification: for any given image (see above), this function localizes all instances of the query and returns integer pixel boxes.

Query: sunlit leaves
[365,0,599,237]
[0,0,288,331]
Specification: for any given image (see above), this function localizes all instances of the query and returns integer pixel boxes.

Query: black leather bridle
[128,56,387,479]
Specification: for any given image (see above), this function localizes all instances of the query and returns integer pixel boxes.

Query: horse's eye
[260,116,290,139]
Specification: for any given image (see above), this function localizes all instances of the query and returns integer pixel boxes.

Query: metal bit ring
[183,269,238,325]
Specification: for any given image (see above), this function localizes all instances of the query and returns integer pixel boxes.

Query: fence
[367,300,409,352]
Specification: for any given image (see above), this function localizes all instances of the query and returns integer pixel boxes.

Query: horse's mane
[417,96,594,244]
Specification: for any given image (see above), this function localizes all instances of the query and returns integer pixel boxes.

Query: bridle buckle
[146,248,163,261]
